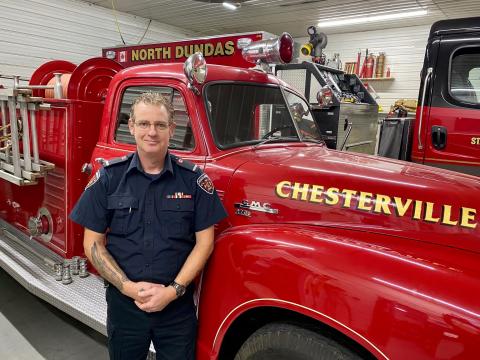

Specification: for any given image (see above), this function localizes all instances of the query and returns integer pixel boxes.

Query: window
[114,86,195,150]
[206,83,301,148]
[450,47,480,104]
[205,83,322,149]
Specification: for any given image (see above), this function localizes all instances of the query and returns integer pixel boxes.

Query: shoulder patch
[85,170,101,190]
[171,154,198,172]
[197,173,214,194]
[102,154,131,168]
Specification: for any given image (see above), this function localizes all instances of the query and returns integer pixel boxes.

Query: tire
[234,323,364,360]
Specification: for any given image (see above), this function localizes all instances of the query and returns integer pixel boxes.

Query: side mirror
[184,52,207,94]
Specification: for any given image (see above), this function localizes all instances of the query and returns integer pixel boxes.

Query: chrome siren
[242,33,294,72]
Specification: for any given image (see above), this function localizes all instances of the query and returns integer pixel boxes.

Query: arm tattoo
[91,242,129,291]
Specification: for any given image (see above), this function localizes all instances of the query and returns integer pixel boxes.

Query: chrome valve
[28,216,45,237]
[62,262,72,285]
[54,263,63,281]
[27,208,53,242]
[71,256,80,275]
[79,258,89,278]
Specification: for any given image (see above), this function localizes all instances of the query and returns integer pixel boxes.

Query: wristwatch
[169,281,186,297]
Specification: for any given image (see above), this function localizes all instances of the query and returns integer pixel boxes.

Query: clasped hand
[124,281,177,313]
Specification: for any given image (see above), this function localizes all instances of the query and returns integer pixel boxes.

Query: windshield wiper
[253,136,299,148]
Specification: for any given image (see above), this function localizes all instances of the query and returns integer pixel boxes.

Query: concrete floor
[0,268,109,360]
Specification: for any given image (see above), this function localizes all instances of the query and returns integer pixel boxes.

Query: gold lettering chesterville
[274,180,477,230]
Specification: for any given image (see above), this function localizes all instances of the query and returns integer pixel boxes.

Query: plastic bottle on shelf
[386,67,391,78]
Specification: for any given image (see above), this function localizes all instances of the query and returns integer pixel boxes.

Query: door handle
[431,126,447,150]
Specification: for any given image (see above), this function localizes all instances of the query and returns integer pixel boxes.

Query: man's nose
[147,124,158,135]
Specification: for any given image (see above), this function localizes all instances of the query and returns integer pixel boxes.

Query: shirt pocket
[159,200,194,240]
[107,195,139,235]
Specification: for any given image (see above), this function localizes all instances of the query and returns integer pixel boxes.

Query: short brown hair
[130,92,174,124]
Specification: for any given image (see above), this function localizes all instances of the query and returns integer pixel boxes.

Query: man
[70,92,227,359]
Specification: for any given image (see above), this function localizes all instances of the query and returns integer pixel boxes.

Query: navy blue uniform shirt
[69,152,227,285]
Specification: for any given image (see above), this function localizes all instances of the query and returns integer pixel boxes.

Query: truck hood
[225,144,480,253]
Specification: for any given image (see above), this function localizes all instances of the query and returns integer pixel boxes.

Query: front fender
[197,224,480,360]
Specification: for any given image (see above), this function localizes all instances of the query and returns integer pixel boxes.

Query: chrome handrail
[417,67,433,150]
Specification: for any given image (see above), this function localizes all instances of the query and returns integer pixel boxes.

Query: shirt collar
[163,151,174,175]
[127,151,174,176]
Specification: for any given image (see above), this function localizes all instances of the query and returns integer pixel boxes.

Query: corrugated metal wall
[295,24,431,112]
[0,0,196,79]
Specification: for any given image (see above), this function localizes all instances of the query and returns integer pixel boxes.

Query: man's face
[128,102,176,157]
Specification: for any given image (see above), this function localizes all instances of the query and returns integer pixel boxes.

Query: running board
[0,219,107,335]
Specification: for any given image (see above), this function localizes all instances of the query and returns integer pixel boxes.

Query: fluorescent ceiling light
[318,9,427,28]
[223,2,240,10]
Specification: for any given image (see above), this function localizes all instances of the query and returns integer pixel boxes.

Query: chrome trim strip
[418,67,433,150]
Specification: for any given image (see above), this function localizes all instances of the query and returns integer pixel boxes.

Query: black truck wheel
[234,323,364,360]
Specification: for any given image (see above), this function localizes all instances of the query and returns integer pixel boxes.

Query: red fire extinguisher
[364,54,375,78]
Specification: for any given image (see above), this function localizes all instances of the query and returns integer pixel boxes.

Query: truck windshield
[205,83,322,149]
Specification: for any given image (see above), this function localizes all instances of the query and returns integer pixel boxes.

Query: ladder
[0,74,60,185]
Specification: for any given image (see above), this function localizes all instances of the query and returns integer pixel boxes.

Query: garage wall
[0,0,196,79]
[295,24,431,112]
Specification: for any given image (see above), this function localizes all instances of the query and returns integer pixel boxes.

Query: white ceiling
[82,0,480,37]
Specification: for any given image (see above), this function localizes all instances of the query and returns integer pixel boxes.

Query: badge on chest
[166,192,192,199]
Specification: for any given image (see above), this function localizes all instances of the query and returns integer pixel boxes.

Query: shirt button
[146,220,151,225]
[119,202,123,206]
[176,204,180,209]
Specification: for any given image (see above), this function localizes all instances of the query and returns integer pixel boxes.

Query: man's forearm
[174,226,214,287]
[89,241,130,291]
[83,229,131,292]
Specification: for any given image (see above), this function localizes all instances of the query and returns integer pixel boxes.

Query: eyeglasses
[135,121,170,131]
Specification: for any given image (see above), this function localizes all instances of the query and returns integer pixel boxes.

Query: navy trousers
[106,286,197,360]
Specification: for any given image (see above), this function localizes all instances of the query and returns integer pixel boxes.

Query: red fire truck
[412,17,480,176]
[0,33,479,360]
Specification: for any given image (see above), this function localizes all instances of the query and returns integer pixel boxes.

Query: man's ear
[128,118,135,135]
[169,122,176,138]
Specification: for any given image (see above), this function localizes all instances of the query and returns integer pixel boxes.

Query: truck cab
[412,17,480,176]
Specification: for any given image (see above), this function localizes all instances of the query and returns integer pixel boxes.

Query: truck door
[91,83,207,172]
[421,36,480,176]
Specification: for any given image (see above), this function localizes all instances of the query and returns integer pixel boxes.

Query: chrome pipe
[7,97,21,177]
[1,227,56,268]
[29,109,40,164]
[0,74,30,82]
[20,102,32,172]
[17,85,54,90]
[13,75,20,89]
[53,73,63,99]
[0,100,6,140]
[417,67,432,150]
